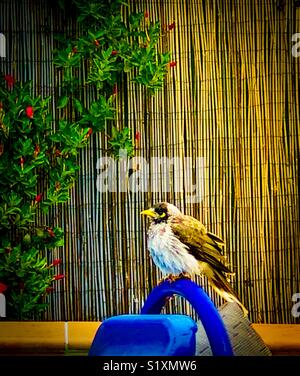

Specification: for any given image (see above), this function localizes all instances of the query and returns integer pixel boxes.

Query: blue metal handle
[141,279,234,356]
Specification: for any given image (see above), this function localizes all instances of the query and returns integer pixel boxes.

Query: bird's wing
[170,215,234,275]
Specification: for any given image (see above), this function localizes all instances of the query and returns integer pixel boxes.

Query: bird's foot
[178,272,192,280]
[158,273,191,285]
[158,274,177,285]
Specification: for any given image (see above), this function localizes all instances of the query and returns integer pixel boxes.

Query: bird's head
[140,202,181,223]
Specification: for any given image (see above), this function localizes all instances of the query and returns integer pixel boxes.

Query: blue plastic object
[89,279,233,356]
[88,314,197,356]
[141,279,233,356]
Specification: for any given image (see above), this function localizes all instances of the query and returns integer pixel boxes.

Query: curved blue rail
[141,278,234,356]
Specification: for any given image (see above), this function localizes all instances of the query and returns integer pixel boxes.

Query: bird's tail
[203,264,248,316]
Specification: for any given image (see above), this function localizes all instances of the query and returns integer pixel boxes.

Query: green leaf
[57,95,69,108]
[73,98,83,113]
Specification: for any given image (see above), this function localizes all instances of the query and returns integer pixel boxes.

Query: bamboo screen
[0,0,299,323]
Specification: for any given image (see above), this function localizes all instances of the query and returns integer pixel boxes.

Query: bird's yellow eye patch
[159,212,166,218]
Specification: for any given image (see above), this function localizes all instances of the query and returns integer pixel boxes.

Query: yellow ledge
[0,322,299,355]
[252,324,300,355]
[0,322,100,354]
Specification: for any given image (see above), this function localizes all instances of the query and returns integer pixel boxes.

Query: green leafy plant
[0,77,79,319]
[0,0,175,319]
[53,0,175,156]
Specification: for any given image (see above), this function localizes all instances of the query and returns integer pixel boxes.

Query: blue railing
[89,278,233,356]
[141,279,233,356]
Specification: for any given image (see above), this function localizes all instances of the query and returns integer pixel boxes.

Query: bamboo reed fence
[0,0,299,323]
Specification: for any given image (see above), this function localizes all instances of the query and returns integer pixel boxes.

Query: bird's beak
[140,208,156,218]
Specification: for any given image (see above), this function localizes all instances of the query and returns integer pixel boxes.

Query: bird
[141,202,248,316]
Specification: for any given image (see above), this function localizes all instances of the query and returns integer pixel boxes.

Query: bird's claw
[178,272,192,280]
[158,274,176,285]
[158,273,191,285]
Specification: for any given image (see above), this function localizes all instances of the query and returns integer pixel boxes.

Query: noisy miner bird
[141,202,248,316]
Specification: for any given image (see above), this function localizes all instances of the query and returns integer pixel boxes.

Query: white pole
[0,293,6,318]
[0,33,6,58]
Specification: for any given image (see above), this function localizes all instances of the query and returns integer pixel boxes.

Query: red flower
[34,192,43,204]
[169,61,177,68]
[72,47,78,54]
[0,282,7,294]
[25,106,34,119]
[51,258,62,267]
[46,286,55,293]
[94,39,100,47]
[111,50,118,56]
[144,10,149,18]
[47,228,55,238]
[4,74,15,88]
[87,128,93,137]
[168,22,175,30]
[55,149,61,157]
[20,156,25,169]
[53,274,65,281]
[33,144,40,158]
[55,181,61,191]
[113,83,118,95]
[135,131,140,142]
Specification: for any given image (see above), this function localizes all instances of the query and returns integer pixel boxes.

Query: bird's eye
[154,207,166,217]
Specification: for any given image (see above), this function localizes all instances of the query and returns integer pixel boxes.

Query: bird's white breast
[147,222,200,276]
